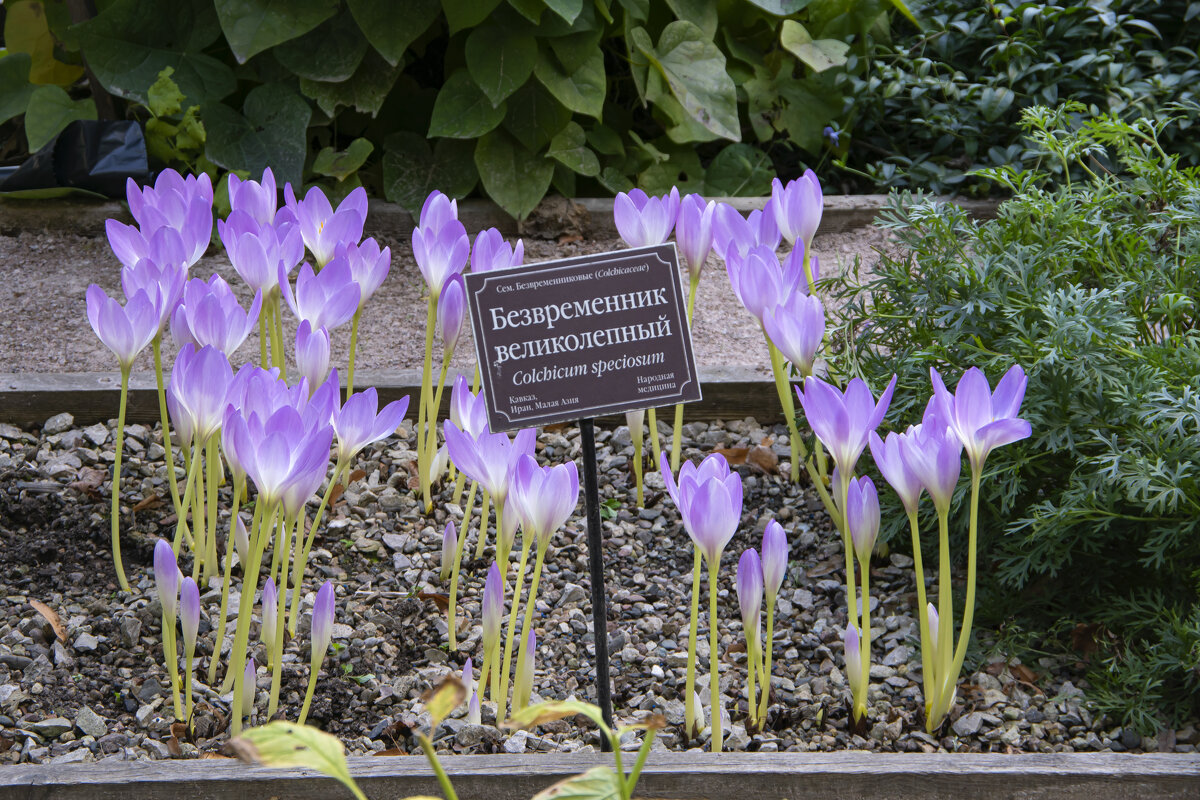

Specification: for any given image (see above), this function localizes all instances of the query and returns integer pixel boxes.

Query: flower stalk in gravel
[154,539,183,721]
[614,187,680,481]
[299,581,336,725]
[922,365,1031,731]
[668,193,715,472]
[505,455,579,718]
[737,548,764,731]
[180,576,200,731]
[757,520,787,722]
[412,191,470,513]
[341,237,390,395]
[476,563,504,707]
[626,409,645,508]
[420,274,466,509]
[661,452,742,751]
[845,476,880,721]
[87,284,163,591]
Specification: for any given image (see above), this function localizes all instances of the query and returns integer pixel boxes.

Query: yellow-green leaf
[5,0,84,86]
[504,700,607,732]
[780,20,849,73]
[532,766,621,800]
[422,675,466,729]
[234,721,363,799]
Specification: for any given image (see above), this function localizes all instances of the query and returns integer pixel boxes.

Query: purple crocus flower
[228,168,277,228]
[332,388,409,463]
[224,406,334,509]
[762,289,824,377]
[497,497,519,561]
[509,454,580,545]
[868,427,925,515]
[737,548,764,639]
[106,220,188,272]
[845,476,880,564]
[233,514,249,566]
[440,521,457,581]
[340,237,391,309]
[727,244,795,324]
[170,275,262,355]
[86,285,162,370]
[444,422,537,508]
[279,260,361,331]
[284,185,367,267]
[241,657,257,715]
[780,245,820,294]
[220,213,305,295]
[930,365,1032,471]
[119,251,187,329]
[125,170,213,267]
[660,452,743,564]
[675,193,716,280]
[180,576,200,655]
[613,187,680,247]
[168,344,234,441]
[311,581,336,661]
[482,562,503,650]
[438,273,466,356]
[761,519,787,602]
[843,624,862,689]
[295,321,331,389]
[412,215,469,300]
[770,171,823,250]
[899,412,963,514]
[261,577,277,650]
[154,539,180,619]
[420,190,458,233]
[712,202,780,261]
[471,228,524,273]
[449,375,489,438]
[797,374,898,478]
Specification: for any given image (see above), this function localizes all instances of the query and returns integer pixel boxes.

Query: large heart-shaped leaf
[429,68,507,139]
[743,0,812,13]
[780,20,849,73]
[202,83,311,186]
[639,148,704,196]
[275,12,368,82]
[299,49,401,118]
[24,85,97,151]
[312,138,374,181]
[214,0,338,63]
[73,0,235,106]
[705,143,774,196]
[382,132,478,215]
[346,0,440,65]
[503,82,571,152]
[466,24,538,107]
[544,0,583,23]
[5,0,84,86]
[474,128,553,220]
[533,47,605,118]
[635,21,740,142]
[0,53,36,125]
[546,121,599,176]
[665,0,717,39]
[442,0,503,33]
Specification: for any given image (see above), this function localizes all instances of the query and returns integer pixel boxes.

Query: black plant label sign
[465,243,701,432]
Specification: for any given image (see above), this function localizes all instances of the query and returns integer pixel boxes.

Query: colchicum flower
[661,452,743,565]
[279,260,361,332]
[124,170,214,267]
[770,171,823,251]
[261,577,278,661]
[332,388,409,464]
[284,185,367,267]
[930,365,1032,471]
[712,202,780,261]
[761,520,787,603]
[341,237,391,309]
[440,521,457,582]
[168,344,234,442]
[220,213,305,295]
[86,285,162,371]
[412,212,469,300]
[613,187,680,247]
[438,273,466,356]
[471,228,524,273]
[227,168,277,228]
[845,476,880,565]
[797,375,898,480]
[295,321,331,389]
[762,290,825,378]
[298,581,336,724]
[868,427,925,516]
[675,193,716,281]
[171,275,262,355]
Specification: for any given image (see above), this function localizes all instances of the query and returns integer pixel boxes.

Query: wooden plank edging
[0,367,782,428]
[1,751,1196,800]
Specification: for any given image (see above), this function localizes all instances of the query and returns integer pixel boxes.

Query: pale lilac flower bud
[295,321,332,389]
[675,193,715,280]
[869,427,924,515]
[846,475,880,565]
[233,514,249,566]
[737,548,763,644]
[440,521,457,582]
[310,581,335,665]
[438,273,466,356]
[482,563,503,653]
[153,539,180,619]
[498,498,519,563]
[844,624,862,691]
[927,603,940,650]
[770,170,823,250]
[760,519,787,602]
[261,578,277,652]
[180,577,200,656]
[509,454,580,548]
[613,187,680,247]
[241,657,257,717]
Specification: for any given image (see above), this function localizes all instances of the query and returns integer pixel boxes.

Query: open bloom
[930,365,1032,471]
[279,260,360,331]
[471,228,524,273]
[614,187,679,247]
[220,214,305,295]
[86,285,162,370]
[444,422,536,507]
[438,274,466,356]
[125,170,213,266]
[168,344,234,442]
[761,519,787,602]
[412,215,469,300]
[171,275,262,355]
[737,548,764,641]
[295,321,331,389]
[311,581,336,661]
[154,539,180,618]
[797,374,897,478]
[845,476,880,564]
[227,168,277,228]
[420,190,458,233]
[510,454,580,546]
[770,171,822,250]
[762,289,824,377]
[120,251,187,332]
[223,406,334,509]
[284,185,367,267]
[449,375,488,438]
[332,388,409,463]
[660,452,743,564]
[726,244,796,324]
[675,193,715,280]
[868,427,924,515]
[713,202,780,261]
[899,412,963,514]
[339,237,390,309]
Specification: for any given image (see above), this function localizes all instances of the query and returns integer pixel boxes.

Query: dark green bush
[830,104,1200,732]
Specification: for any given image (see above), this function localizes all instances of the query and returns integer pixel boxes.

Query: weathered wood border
[0,367,781,428]
[0,194,1000,240]
[1,751,1196,800]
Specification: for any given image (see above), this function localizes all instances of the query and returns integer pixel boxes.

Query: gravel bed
[0,412,1194,767]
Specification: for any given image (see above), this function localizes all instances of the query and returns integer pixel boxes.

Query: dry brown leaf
[748,445,778,474]
[712,446,749,465]
[807,560,839,578]
[29,599,66,643]
[132,493,163,513]
[167,735,182,757]
[543,423,568,434]
[0,736,12,754]
[348,469,368,484]
[416,592,450,613]
[373,747,406,756]
[200,752,232,759]
[68,467,106,495]
[329,484,345,506]
[1010,663,1039,685]
[557,233,583,245]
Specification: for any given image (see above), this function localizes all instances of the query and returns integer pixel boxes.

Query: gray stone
[83,424,110,446]
[0,684,18,704]
[120,617,142,648]
[75,707,107,739]
[382,533,408,551]
[46,748,93,765]
[882,646,909,667]
[377,488,404,512]
[73,633,100,652]
[557,583,587,607]
[953,711,986,738]
[1120,727,1142,750]
[143,738,171,759]
[51,641,74,667]
[28,717,73,738]
[135,705,157,727]
[43,413,74,435]
[455,723,502,748]
[502,730,528,753]
[135,678,163,703]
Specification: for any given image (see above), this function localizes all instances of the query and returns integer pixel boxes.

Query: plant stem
[497,509,528,723]
[258,304,269,367]
[934,505,953,727]
[152,336,183,519]
[708,558,722,753]
[948,469,983,698]
[669,276,699,472]
[514,541,549,710]
[297,654,322,725]
[209,480,243,685]
[184,650,194,733]
[418,298,436,513]
[631,421,644,508]
[856,558,872,721]
[267,514,294,718]
[222,498,264,693]
[837,471,857,628]
[231,501,276,737]
[161,612,182,720]
[288,458,346,635]
[346,308,361,396]
[110,367,132,592]
[746,633,757,730]
[646,408,662,473]
[756,596,776,722]
[418,733,459,800]
[447,480,479,651]
[625,729,656,799]
[766,340,805,482]
[173,441,201,557]
[205,434,220,582]
[684,547,701,737]
[474,490,491,559]
[270,293,286,381]
[908,511,935,721]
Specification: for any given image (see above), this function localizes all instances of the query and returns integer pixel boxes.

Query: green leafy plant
[829,103,1200,732]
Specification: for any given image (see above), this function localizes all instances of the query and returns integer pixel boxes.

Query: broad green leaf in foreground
[299,50,401,118]
[474,129,553,220]
[466,23,538,107]
[274,12,369,83]
[0,53,35,125]
[503,82,571,152]
[214,0,338,63]
[780,20,849,73]
[233,721,365,800]
[429,69,507,139]
[743,0,812,13]
[313,139,375,182]
[345,0,440,65]
[534,48,605,119]
[532,766,621,800]
[504,700,608,732]
[442,0,503,33]
[202,83,311,187]
[544,0,584,24]
[546,122,600,177]
[635,21,740,142]
[24,85,97,152]
[705,143,775,196]
[382,132,478,215]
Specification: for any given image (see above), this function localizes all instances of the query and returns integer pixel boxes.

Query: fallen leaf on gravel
[167,735,182,757]
[200,752,232,759]
[748,445,778,474]
[712,446,749,465]
[348,469,368,484]
[807,560,839,578]
[329,484,345,505]
[0,736,12,753]
[1010,663,1039,685]
[558,233,582,245]
[132,494,163,513]
[373,748,405,756]
[416,592,450,612]
[68,467,106,495]
[29,599,66,643]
